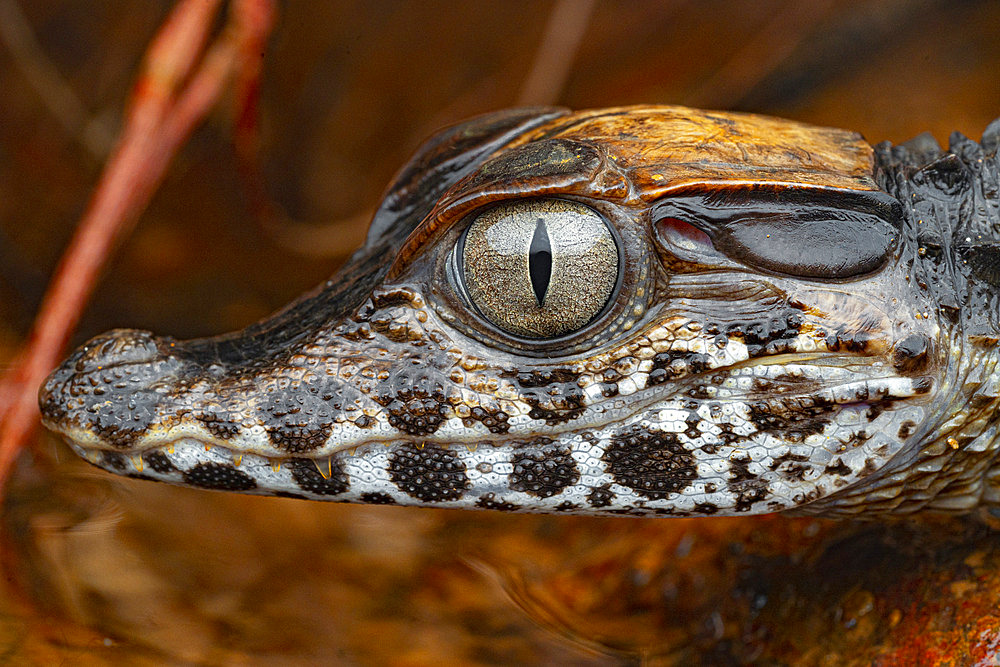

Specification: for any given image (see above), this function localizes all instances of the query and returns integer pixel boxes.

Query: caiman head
[39,106,1000,517]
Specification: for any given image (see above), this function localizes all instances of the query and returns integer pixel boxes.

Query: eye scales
[39,105,1000,517]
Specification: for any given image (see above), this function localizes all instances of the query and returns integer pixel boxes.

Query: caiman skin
[38,106,1000,517]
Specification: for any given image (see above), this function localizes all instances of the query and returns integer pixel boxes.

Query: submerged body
[39,106,1000,517]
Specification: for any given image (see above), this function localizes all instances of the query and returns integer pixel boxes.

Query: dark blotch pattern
[683,411,702,440]
[289,457,350,496]
[183,462,257,491]
[359,492,397,505]
[262,381,335,453]
[750,374,823,398]
[102,451,128,471]
[769,452,810,481]
[729,456,759,484]
[509,441,579,498]
[145,451,177,474]
[197,412,241,439]
[825,327,875,353]
[37,388,68,424]
[728,456,769,512]
[476,494,520,512]
[715,309,804,358]
[824,459,852,476]
[524,390,586,425]
[748,403,834,442]
[504,369,590,424]
[587,484,614,508]
[604,425,697,499]
[91,406,157,450]
[373,371,449,436]
[385,396,448,435]
[858,458,879,478]
[465,405,510,434]
[388,443,470,502]
[647,349,710,386]
[693,502,720,515]
[504,368,582,388]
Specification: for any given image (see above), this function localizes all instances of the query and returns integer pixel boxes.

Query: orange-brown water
[4,1,1000,663]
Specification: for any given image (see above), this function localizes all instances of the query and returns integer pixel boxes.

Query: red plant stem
[0,0,275,496]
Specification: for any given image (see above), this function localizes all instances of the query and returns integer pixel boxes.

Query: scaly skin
[38,106,1000,516]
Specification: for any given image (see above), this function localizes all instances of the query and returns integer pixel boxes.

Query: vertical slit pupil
[528,218,552,307]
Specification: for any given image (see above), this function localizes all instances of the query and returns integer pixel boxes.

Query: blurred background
[1,0,1000,664]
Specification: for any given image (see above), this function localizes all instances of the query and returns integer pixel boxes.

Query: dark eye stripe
[652,188,902,280]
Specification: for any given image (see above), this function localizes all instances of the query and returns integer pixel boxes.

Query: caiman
[37,106,1000,517]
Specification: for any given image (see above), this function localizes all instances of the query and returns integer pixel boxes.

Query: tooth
[204,443,212,452]
[314,458,332,479]
[166,444,175,454]
[233,454,243,467]
[130,454,144,471]
[270,460,282,472]
[465,444,478,453]
[348,447,358,457]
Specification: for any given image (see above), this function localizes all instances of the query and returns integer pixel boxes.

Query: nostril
[74,329,165,373]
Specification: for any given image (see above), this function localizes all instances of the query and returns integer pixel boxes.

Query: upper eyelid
[650,188,902,224]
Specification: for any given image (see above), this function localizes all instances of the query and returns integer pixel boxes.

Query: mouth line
[59,370,929,467]
[722,350,887,371]
[71,439,367,480]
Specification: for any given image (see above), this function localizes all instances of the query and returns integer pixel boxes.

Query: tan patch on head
[541,106,877,196]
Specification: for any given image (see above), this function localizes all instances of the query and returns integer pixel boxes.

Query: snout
[38,329,186,450]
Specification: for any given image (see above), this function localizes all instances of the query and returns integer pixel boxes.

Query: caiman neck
[804,127,1000,515]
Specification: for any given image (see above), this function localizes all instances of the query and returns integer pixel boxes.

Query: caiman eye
[458,198,619,339]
